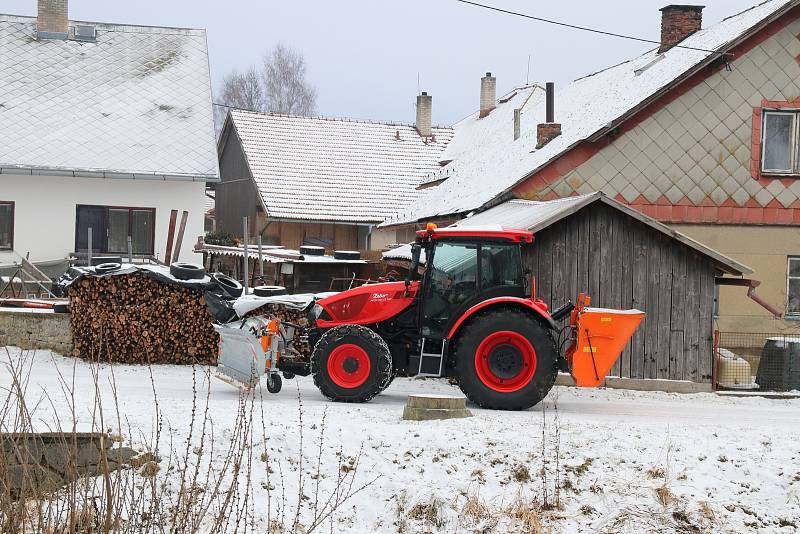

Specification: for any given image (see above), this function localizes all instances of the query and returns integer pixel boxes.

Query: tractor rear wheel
[312,324,393,403]
[454,308,557,410]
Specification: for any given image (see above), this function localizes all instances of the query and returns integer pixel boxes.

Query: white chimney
[37,0,69,39]
[479,72,496,118]
[416,92,432,137]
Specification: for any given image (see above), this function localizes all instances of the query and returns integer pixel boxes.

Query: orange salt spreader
[564,293,645,387]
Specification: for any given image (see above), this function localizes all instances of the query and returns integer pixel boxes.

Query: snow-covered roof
[456,193,752,275]
[387,0,798,225]
[0,14,218,181]
[224,109,454,223]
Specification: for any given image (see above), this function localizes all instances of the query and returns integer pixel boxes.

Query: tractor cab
[404,225,537,375]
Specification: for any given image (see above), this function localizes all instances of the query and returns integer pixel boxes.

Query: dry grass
[0,348,375,533]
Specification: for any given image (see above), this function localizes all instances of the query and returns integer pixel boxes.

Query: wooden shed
[456,193,752,384]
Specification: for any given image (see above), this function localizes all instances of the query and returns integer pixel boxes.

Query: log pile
[69,273,218,365]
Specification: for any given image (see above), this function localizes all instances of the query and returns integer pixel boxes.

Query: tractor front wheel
[312,324,393,403]
[455,308,557,410]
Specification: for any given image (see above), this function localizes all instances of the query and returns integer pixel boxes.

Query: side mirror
[405,242,423,294]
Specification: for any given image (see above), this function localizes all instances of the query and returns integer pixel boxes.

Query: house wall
[675,224,800,333]
[255,217,361,252]
[526,203,717,383]
[516,11,800,222]
[216,131,260,238]
[0,173,206,264]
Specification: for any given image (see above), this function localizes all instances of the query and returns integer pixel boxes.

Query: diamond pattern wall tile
[776,187,798,208]
[755,188,774,206]
[732,187,751,206]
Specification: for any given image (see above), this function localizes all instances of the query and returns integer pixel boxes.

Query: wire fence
[715,331,800,392]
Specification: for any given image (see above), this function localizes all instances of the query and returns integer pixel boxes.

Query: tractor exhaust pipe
[550,301,574,322]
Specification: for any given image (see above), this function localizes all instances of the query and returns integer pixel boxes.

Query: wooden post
[164,210,178,264]
[242,217,249,295]
[257,235,264,282]
[87,227,93,267]
[172,210,189,263]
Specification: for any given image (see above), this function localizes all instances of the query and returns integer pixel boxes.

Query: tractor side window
[424,242,478,337]
[480,244,523,291]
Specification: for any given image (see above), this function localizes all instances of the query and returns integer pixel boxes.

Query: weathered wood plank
[669,248,687,380]
[644,230,661,379]
[608,210,623,377]
[698,263,715,382]
[577,210,591,297]
[551,221,567,312]
[565,216,580,303]
[656,236,673,379]
[588,207,602,308]
[537,229,555,308]
[619,213,634,378]
[630,222,648,379]
[684,252,701,382]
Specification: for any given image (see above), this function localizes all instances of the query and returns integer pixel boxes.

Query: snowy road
[2,347,799,533]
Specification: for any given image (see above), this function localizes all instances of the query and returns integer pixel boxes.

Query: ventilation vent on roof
[73,24,97,42]
[634,54,664,76]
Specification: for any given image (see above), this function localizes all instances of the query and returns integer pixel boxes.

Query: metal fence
[714,331,800,392]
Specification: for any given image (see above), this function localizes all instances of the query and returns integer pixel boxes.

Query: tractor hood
[315,281,420,327]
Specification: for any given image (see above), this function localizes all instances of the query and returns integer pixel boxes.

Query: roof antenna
[526,54,531,85]
[417,72,421,94]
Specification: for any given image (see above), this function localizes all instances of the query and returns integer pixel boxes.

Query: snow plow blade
[568,307,645,387]
[213,321,268,389]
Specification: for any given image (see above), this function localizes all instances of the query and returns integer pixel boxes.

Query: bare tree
[262,44,317,115]
[219,66,265,111]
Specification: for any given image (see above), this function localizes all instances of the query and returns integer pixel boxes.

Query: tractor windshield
[423,241,524,338]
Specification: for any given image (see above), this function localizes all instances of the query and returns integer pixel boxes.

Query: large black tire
[454,308,557,410]
[170,262,206,281]
[95,262,122,274]
[254,285,287,297]
[212,273,243,298]
[312,324,392,403]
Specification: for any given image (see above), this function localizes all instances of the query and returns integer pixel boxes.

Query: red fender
[446,297,555,341]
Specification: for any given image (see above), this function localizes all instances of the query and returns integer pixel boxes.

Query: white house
[0,0,219,273]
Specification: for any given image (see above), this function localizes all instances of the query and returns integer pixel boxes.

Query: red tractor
[299,225,644,410]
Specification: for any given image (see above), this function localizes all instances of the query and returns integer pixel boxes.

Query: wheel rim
[327,344,371,389]
[474,331,537,393]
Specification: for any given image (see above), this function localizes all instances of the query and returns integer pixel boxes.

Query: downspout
[715,278,782,319]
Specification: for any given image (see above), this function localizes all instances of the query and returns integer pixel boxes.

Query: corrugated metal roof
[387,0,798,225]
[226,110,454,223]
[0,14,219,180]
[455,193,752,276]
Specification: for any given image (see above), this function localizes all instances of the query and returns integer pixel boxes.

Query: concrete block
[555,373,713,394]
[402,395,473,421]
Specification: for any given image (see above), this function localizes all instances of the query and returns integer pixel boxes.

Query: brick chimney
[416,92,432,137]
[658,5,704,53]
[479,72,496,118]
[536,82,561,149]
[37,0,69,39]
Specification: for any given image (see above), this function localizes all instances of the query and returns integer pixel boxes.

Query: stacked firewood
[68,273,219,365]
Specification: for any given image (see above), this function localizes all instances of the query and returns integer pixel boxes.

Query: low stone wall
[0,310,72,354]
[0,432,140,500]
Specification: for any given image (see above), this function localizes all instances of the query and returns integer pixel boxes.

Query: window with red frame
[762,110,800,174]
[0,201,13,250]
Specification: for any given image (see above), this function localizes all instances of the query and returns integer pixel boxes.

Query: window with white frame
[0,201,13,250]
[787,256,800,316]
[762,110,800,174]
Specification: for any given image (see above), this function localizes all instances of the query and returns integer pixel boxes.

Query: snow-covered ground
[2,347,799,533]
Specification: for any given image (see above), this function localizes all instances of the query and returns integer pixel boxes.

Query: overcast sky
[5,0,760,124]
